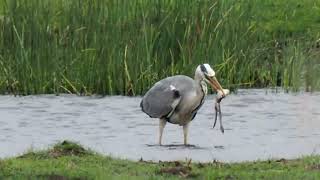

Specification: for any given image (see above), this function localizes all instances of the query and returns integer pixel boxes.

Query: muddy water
[0,89,319,162]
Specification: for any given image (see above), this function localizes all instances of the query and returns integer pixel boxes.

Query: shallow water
[0,89,320,162]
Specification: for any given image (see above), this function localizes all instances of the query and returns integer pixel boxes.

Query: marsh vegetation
[0,0,319,95]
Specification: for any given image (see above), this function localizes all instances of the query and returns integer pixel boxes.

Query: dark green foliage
[0,0,319,95]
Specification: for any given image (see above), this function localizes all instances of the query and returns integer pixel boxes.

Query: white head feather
[202,63,215,77]
[195,63,216,80]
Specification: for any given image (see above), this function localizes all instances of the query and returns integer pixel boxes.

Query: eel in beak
[213,89,229,133]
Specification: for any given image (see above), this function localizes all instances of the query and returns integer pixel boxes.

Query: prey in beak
[213,89,229,133]
[213,100,224,133]
[205,76,225,96]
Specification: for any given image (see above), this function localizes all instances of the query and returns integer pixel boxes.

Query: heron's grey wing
[140,81,181,118]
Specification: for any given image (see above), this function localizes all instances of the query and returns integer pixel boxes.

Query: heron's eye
[200,64,208,74]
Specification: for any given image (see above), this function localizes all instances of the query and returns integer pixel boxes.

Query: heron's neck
[194,72,203,83]
[194,74,207,95]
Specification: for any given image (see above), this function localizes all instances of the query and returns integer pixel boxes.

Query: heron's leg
[159,118,167,145]
[183,123,190,145]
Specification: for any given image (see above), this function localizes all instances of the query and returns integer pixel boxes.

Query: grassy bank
[0,141,320,179]
[0,0,320,95]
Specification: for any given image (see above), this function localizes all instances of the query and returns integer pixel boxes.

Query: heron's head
[196,64,225,96]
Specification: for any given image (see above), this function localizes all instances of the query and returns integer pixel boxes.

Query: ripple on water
[312,112,320,116]
[65,102,97,107]
[32,109,48,113]
[228,103,249,108]
[0,107,21,111]
[2,128,13,131]
[62,112,81,116]
[18,122,29,128]
[99,126,111,130]
[103,135,116,139]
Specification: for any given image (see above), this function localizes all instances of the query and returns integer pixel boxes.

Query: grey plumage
[140,64,224,145]
[141,75,203,122]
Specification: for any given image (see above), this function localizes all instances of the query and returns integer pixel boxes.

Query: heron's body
[140,64,224,145]
[141,75,206,125]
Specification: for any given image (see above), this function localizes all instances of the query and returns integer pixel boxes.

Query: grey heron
[140,64,225,145]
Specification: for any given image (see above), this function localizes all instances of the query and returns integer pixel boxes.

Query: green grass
[0,0,320,95]
[0,141,320,179]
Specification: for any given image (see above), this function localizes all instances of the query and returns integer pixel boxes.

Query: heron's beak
[208,76,224,96]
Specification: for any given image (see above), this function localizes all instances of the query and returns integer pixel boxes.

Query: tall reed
[0,0,319,95]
